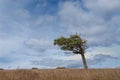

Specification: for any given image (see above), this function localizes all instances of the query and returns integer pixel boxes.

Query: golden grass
[0,68,120,80]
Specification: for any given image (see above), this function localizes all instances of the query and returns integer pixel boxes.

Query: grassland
[0,68,120,80]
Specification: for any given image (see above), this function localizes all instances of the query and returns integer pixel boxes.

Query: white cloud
[24,38,53,52]
[30,53,119,68]
[84,0,120,16]
[88,44,120,57]
[31,15,57,29]
[58,1,120,46]
[0,37,25,56]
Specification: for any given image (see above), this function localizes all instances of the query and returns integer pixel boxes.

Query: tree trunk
[81,53,88,69]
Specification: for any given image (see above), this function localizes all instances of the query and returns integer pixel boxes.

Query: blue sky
[0,0,120,69]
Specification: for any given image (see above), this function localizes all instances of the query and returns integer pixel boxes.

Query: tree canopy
[54,34,87,54]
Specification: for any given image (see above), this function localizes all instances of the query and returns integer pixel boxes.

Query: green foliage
[54,34,87,54]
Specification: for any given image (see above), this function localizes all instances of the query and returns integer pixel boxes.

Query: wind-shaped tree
[54,34,88,69]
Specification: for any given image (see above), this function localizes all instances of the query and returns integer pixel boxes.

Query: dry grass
[0,68,120,80]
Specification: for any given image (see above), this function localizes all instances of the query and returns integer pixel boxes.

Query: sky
[0,0,120,69]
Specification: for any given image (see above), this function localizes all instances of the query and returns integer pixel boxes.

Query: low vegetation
[0,68,120,80]
[56,67,66,69]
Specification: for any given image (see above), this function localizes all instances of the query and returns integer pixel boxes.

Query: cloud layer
[0,0,120,69]
[31,54,119,68]
[58,0,120,46]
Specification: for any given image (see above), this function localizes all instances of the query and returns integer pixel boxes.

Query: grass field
[0,68,120,80]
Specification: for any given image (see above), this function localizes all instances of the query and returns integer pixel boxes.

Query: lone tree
[54,34,88,69]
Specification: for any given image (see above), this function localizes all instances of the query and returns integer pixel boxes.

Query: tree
[54,34,88,69]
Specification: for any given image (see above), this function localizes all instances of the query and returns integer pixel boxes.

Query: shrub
[32,67,38,69]
[56,67,66,69]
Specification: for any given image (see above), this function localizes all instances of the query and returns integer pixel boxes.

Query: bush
[32,67,38,69]
[56,67,66,69]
